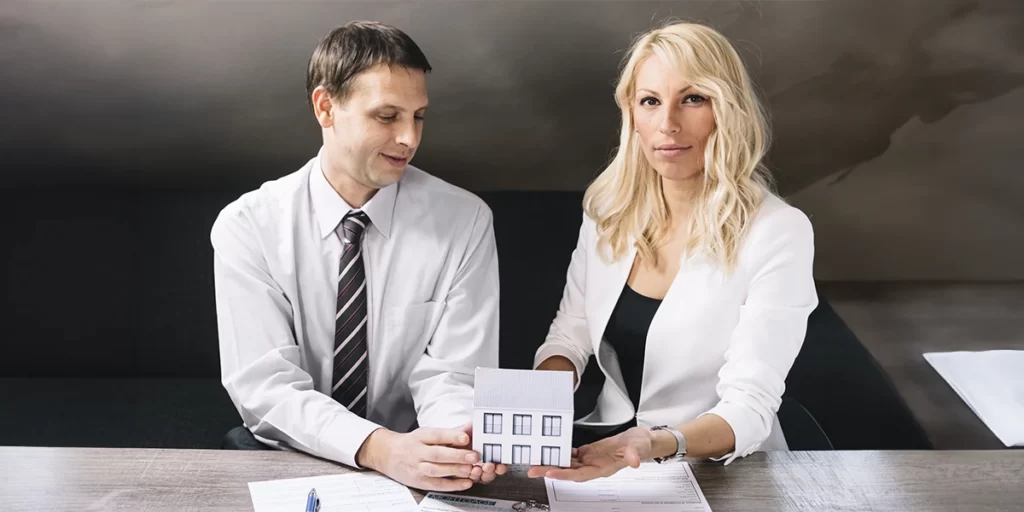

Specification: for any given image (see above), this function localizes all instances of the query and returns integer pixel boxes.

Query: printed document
[544,461,712,512]
[924,350,1024,447]
[248,472,418,512]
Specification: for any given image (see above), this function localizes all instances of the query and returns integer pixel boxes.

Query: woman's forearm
[535,355,579,387]
[650,413,736,460]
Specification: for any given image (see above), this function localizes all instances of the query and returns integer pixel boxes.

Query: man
[211,21,506,491]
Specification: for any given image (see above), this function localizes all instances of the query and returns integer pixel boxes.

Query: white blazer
[533,193,817,464]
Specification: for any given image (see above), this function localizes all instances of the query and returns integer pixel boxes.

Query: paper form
[248,472,418,512]
[544,462,712,512]
[924,350,1024,447]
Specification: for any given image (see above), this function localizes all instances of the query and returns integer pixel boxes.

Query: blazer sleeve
[533,213,595,387]
[701,206,818,464]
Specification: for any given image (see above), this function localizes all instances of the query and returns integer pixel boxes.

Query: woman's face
[631,55,716,182]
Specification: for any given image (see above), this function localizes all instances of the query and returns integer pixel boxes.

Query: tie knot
[340,210,370,244]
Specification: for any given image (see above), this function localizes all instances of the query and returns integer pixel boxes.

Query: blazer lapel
[574,238,637,427]
[587,240,636,353]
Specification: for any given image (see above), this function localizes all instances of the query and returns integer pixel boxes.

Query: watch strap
[651,425,687,463]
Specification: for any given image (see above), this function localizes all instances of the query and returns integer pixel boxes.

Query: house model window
[513,414,531,435]
[511,444,531,464]
[540,446,561,466]
[482,443,501,463]
[542,415,562,436]
[484,413,502,434]
[472,367,574,468]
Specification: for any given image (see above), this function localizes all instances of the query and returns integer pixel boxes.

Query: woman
[528,21,817,482]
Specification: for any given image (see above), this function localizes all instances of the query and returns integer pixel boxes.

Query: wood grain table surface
[1,447,1022,511]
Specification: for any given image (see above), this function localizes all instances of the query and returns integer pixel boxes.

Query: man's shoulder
[400,165,492,218]
[212,162,312,240]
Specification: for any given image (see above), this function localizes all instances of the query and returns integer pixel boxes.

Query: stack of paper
[924,350,1024,447]
[417,464,551,511]
[248,472,418,512]
[544,462,712,512]
[419,493,524,511]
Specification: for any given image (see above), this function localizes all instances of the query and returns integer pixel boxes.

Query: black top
[603,283,663,415]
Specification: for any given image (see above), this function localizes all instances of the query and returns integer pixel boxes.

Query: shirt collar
[310,147,397,240]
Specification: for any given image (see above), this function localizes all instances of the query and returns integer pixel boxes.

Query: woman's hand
[526,426,654,482]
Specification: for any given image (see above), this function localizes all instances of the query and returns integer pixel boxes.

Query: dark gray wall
[2,0,1022,279]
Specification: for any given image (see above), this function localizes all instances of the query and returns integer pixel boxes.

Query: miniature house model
[472,367,574,467]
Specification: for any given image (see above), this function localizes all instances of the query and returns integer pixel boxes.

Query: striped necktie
[332,210,370,418]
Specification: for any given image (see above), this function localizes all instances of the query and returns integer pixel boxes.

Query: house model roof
[474,367,574,412]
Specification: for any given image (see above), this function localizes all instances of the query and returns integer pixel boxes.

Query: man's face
[322,64,428,189]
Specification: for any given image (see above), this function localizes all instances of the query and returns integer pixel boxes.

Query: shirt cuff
[699,402,760,466]
[316,412,383,469]
[533,343,587,392]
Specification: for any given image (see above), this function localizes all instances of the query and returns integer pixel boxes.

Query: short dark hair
[306,21,432,110]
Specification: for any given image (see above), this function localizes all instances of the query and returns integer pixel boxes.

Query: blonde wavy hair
[584,21,775,272]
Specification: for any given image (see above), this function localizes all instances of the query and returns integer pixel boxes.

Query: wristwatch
[651,425,687,463]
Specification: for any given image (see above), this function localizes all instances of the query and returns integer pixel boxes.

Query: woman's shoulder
[748,192,813,239]
[737,192,815,267]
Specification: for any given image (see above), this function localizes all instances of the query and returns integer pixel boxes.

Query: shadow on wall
[1,0,1023,281]
[768,0,1024,196]
[0,0,1020,193]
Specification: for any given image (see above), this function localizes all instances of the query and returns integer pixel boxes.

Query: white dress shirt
[211,149,499,468]
[533,192,817,464]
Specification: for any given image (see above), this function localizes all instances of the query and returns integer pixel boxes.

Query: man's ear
[311,86,334,128]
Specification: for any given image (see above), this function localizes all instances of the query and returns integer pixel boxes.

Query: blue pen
[305,488,319,512]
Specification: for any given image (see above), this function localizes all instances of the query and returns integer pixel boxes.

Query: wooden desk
[2,447,1022,511]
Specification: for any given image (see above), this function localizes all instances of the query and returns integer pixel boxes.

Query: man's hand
[526,426,654,482]
[356,427,483,492]
[457,422,508,484]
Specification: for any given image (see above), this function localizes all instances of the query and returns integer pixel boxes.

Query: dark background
[1,0,1020,452]
[3,0,1022,280]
